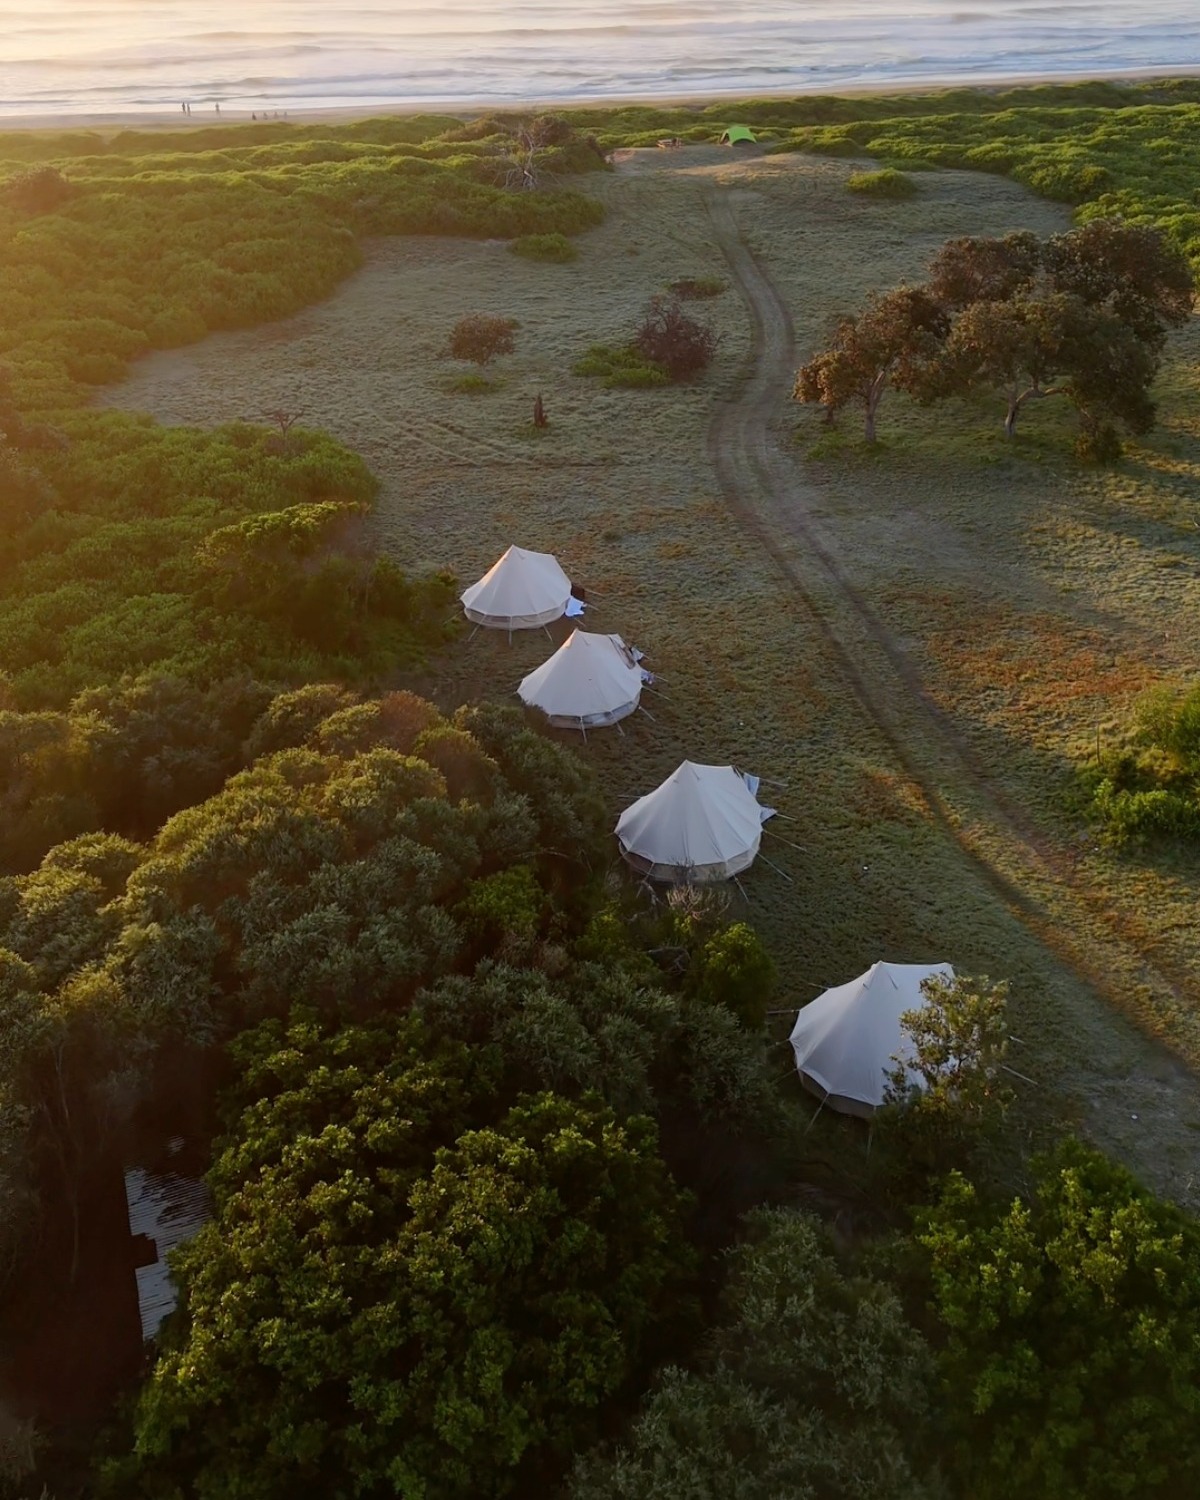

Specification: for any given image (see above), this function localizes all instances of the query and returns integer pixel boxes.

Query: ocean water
[1,1,1198,118]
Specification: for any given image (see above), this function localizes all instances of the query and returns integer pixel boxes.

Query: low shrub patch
[572,344,670,388]
[1084,679,1200,846]
[846,167,919,198]
[509,232,578,262]
[668,276,727,300]
[444,373,503,394]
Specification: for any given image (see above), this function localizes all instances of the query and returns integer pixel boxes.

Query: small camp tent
[461,545,572,631]
[616,760,767,883]
[789,961,956,1117]
[721,125,757,146]
[518,630,643,731]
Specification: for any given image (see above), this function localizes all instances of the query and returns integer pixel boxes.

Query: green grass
[444,372,505,394]
[846,167,918,199]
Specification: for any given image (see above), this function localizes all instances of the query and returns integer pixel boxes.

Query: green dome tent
[720,125,758,146]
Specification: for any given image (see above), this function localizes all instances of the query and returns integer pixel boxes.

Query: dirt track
[704,181,1200,1190]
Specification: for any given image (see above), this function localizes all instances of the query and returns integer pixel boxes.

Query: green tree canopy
[570,1207,937,1500]
[117,1028,693,1500]
[919,1139,1200,1498]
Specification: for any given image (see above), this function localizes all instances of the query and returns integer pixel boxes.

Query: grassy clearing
[103,145,1200,1200]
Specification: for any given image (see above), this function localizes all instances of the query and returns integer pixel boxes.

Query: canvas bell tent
[616,760,767,883]
[461,545,572,631]
[518,630,643,731]
[789,961,956,1117]
[720,124,757,145]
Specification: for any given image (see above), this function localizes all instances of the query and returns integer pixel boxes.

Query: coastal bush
[509,230,578,261]
[1085,679,1200,845]
[919,1140,1200,1499]
[635,296,719,380]
[570,1208,938,1500]
[449,312,518,365]
[115,1057,694,1500]
[0,690,612,1308]
[847,167,919,198]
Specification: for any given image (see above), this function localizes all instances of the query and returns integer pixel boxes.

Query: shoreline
[1,65,1199,134]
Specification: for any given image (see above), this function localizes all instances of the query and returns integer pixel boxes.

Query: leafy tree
[878,971,1014,1189]
[448,313,517,366]
[1042,218,1194,346]
[633,296,719,380]
[927,229,1044,308]
[794,287,949,441]
[919,1139,1200,1499]
[687,920,775,1029]
[933,289,1158,440]
[922,220,1193,449]
[117,1038,693,1500]
[570,1208,938,1500]
[412,957,779,1145]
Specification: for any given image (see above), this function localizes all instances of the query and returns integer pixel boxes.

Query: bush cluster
[1085,679,1200,844]
[509,230,579,262]
[846,167,918,198]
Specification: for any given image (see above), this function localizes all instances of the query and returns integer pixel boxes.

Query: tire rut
[703,186,1200,1078]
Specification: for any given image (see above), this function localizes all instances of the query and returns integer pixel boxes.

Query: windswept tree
[1044,217,1194,346]
[923,220,1192,451]
[934,289,1158,440]
[794,287,949,441]
[927,229,1043,308]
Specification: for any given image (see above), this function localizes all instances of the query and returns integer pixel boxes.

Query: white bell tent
[461,545,574,632]
[615,760,769,883]
[789,961,956,1118]
[518,630,644,731]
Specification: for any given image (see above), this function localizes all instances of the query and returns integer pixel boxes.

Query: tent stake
[804,1097,827,1134]
[639,706,658,723]
[733,876,751,903]
[1000,1063,1038,1086]
[764,829,807,853]
[758,853,794,882]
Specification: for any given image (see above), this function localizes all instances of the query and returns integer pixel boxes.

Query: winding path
[703,185,1200,1182]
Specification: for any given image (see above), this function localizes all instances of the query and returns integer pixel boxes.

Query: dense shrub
[570,1208,938,1500]
[509,231,578,262]
[919,1140,1200,1499]
[448,312,517,365]
[110,1007,695,1500]
[3,165,73,214]
[847,167,919,198]
[634,296,719,380]
[1086,679,1200,844]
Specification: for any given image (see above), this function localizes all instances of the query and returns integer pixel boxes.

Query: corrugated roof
[124,1146,211,1342]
